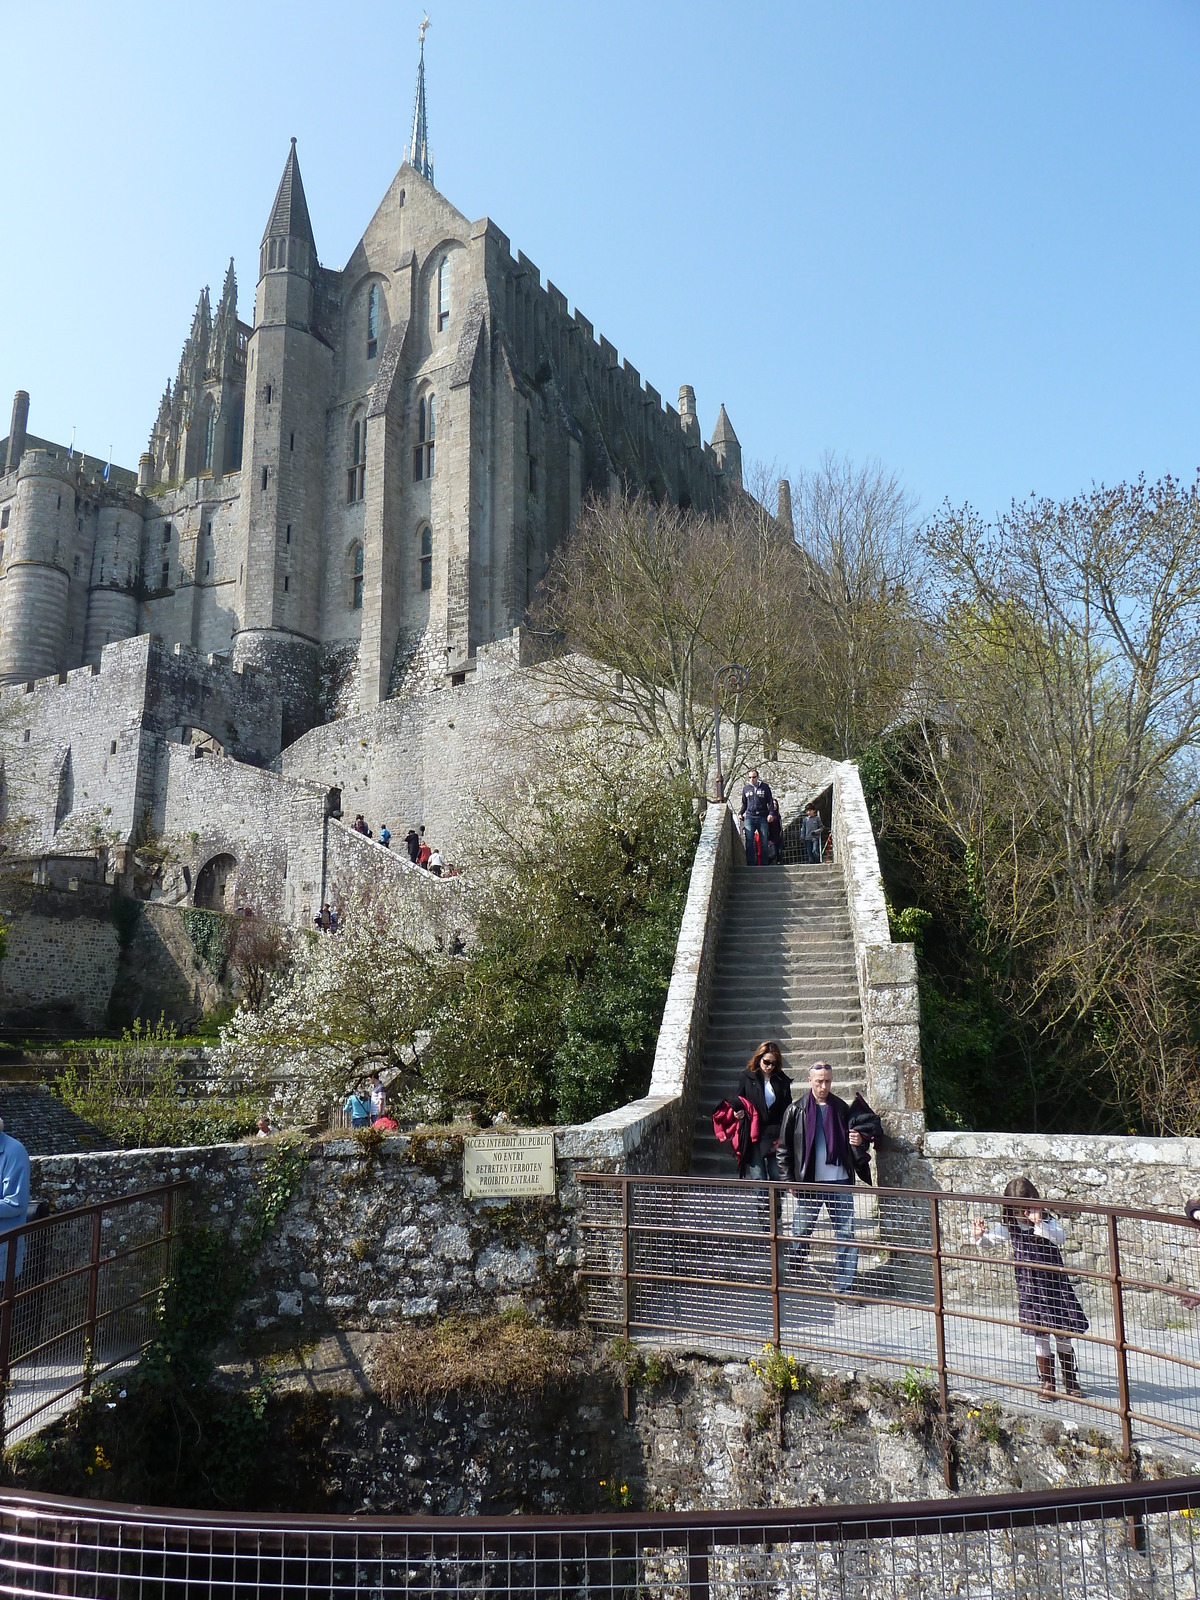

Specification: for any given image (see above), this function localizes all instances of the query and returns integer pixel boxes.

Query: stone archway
[194,852,238,911]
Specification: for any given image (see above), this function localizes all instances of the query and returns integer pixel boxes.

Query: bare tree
[535,489,807,795]
[226,914,288,1012]
[791,453,923,757]
[905,475,1200,1129]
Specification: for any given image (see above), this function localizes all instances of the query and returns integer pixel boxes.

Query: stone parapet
[832,761,923,1126]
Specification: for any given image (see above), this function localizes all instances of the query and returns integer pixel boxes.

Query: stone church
[0,38,743,746]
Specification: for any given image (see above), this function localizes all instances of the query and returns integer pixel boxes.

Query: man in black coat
[778,1061,871,1293]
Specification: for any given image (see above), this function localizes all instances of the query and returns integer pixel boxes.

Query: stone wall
[233,1345,1192,1517]
[154,743,328,924]
[832,760,922,1136]
[896,1129,1200,1215]
[0,892,120,1028]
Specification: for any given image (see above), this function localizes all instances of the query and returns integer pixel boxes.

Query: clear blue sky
[2,1,1198,520]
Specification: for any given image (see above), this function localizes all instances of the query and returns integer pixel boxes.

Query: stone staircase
[690,862,868,1176]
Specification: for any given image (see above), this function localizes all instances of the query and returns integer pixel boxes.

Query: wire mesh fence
[578,1175,1200,1468]
[1,1479,1198,1597]
[0,1181,186,1448]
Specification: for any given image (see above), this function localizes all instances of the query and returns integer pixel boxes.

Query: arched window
[351,543,364,610]
[203,402,216,471]
[366,285,379,359]
[413,393,436,480]
[437,257,450,332]
[347,415,366,502]
[420,525,433,591]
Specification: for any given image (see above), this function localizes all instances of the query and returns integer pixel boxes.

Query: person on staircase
[971,1177,1087,1400]
[738,769,773,866]
[734,1041,792,1180]
[778,1061,871,1292]
[766,799,783,864]
[801,803,825,863]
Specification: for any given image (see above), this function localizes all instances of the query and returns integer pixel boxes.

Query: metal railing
[1,1478,1198,1596]
[578,1174,1200,1480]
[0,1181,187,1449]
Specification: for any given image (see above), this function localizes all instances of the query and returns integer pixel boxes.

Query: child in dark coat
[972,1176,1088,1399]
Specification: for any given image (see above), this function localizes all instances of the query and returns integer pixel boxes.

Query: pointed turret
[408,17,434,184]
[710,404,742,487]
[262,137,315,253]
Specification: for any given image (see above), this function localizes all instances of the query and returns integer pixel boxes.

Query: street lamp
[712,663,750,802]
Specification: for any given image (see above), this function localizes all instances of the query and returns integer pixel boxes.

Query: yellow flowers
[750,1343,801,1395]
[84,1444,111,1477]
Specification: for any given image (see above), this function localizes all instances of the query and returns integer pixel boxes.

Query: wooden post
[81,1210,102,1399]
[1106,1213,1135,1475]
[929,1195,954,1489]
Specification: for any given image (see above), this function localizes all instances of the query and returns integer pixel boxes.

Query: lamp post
[712,663,749,803]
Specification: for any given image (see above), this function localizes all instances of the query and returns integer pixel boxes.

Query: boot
[1036,1355,1057,1400]
[1059,1348,1084,1397]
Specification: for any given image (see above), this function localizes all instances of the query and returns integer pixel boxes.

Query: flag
[103,447,111,483]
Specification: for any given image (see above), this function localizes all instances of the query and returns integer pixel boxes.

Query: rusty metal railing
[578,1173,1200,1484]
[1,1477,1198,1596]
[0,1180,187,1449]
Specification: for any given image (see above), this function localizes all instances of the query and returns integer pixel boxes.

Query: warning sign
[463,1131,556,1199]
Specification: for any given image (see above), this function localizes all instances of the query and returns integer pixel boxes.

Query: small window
[265,383,273,404]
[420,525,432,590]
[347,417,366,501]
[286,524,291,545]
[261,466,268,491]
[415,394,436,478]
[437,257,450,332]
[240,564,243,583]
[161,561,170,588]
[367,284,380,359]
[284,575,290,592]
[163,524,171,544]
[205,560,210,576]
[23,729,30,743]
[352,543,364,610]
[0,508,8,529]
[110,740,117,755]
[73,555,80,575]
[290,431,295,451]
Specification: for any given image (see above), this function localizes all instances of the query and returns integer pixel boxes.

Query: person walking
[778,1061,872,1293]
[368,1072,387,1122]
[0,1117,32,1280]
[801,803,824,863]
[379,824,391,849]
[734,1042,793,1180]
[738,768,773,866]
[972,1177,1088,1399]
[766,799,783,864]
[405,826,422,863]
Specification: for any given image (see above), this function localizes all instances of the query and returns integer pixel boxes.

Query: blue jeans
[744,815,769,864]
[792,1182,857,1292]
[745,1149,781,1181]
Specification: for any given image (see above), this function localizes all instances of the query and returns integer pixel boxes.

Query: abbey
[0,47,742,747]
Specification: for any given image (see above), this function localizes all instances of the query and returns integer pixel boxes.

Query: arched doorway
[195,853,238,911]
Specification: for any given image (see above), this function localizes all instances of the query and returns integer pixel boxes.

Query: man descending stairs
[691,862,868,1176]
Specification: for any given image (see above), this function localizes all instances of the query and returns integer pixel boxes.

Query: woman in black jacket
[735,1041,792,1180]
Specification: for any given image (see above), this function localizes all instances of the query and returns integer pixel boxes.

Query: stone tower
[231,139,332,743]
[710,404,742,489]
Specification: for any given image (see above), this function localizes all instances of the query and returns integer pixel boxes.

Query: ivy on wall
[181,908,231,980]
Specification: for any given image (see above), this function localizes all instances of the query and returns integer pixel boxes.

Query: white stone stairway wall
[691,861,867,1176]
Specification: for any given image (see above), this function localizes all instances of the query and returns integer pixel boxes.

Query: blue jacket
[0,1131,31,1279]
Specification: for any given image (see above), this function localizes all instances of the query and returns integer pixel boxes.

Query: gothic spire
[408,14,434,184]
[262,138,316,251]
